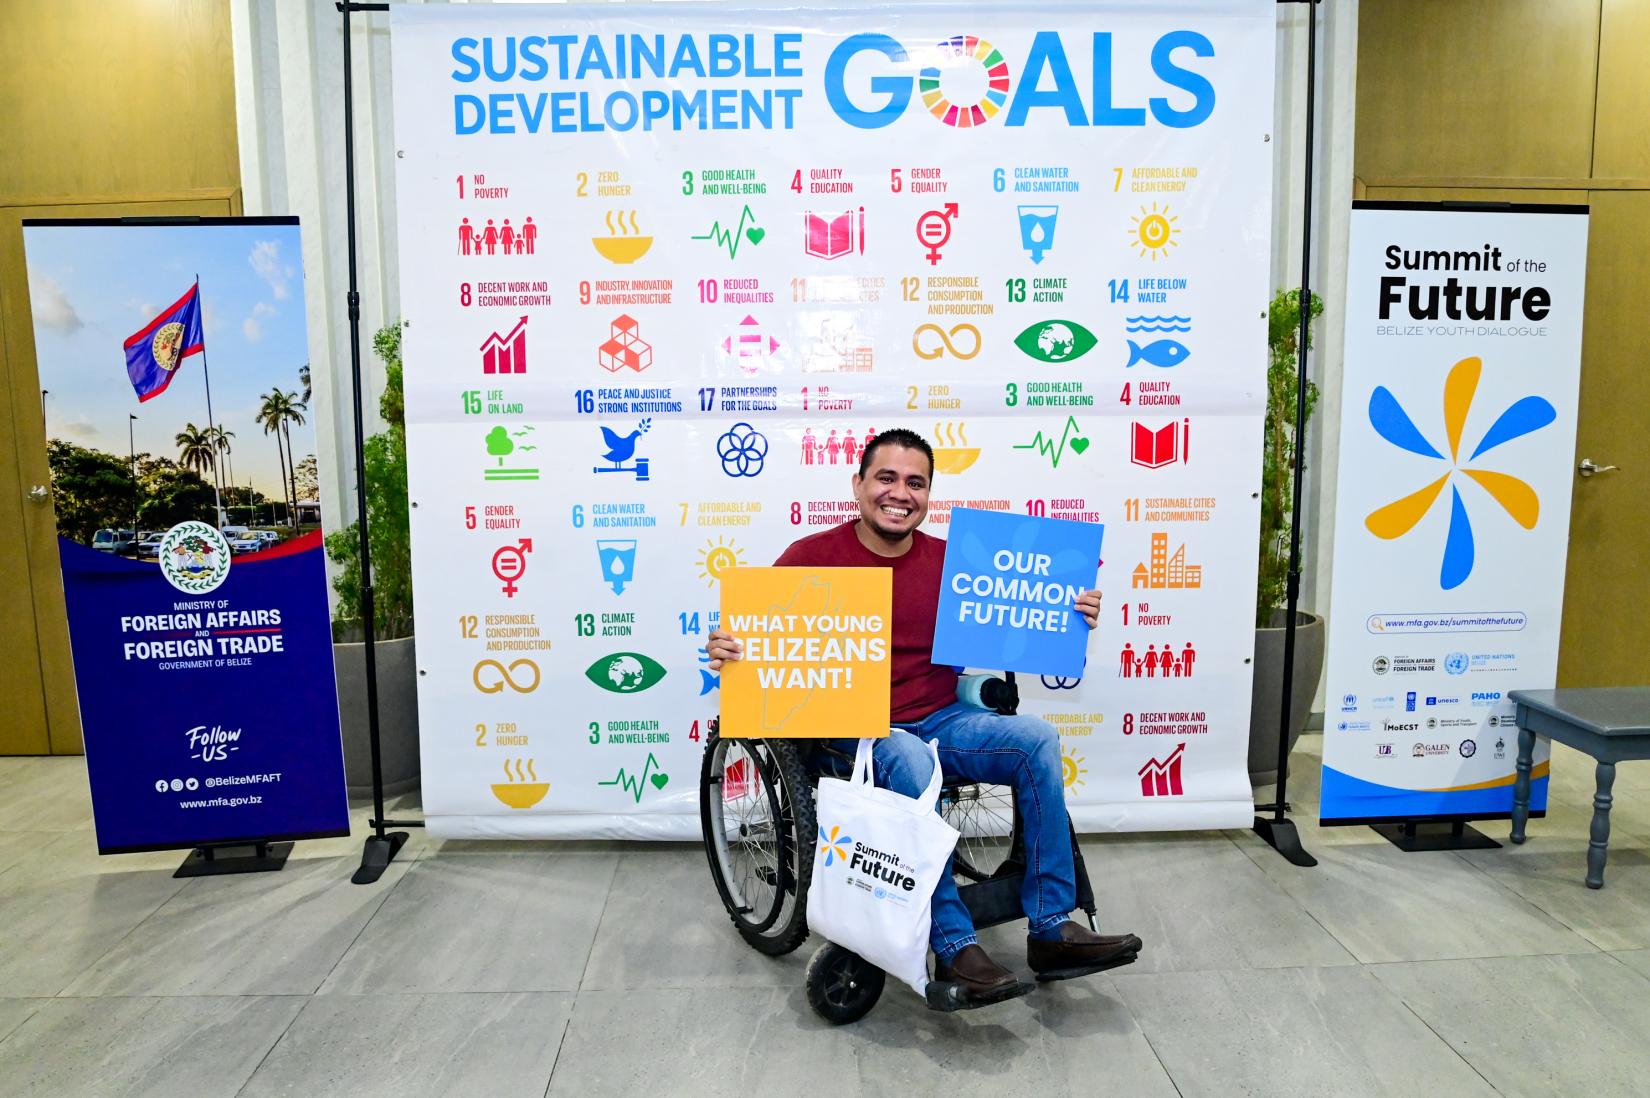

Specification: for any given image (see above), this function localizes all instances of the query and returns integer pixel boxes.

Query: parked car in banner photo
[136,532,165,559]
[91,528,137,555]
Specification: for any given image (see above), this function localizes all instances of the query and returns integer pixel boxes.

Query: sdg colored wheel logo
[716,422,768,477]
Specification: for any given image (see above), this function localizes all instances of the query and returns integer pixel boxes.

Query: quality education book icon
[1130,419,1189,469]
[805,207,865,260]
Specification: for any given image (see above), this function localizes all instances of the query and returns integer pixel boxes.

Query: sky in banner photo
[25,222,314,510]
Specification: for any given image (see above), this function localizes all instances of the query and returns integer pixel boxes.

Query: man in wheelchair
[707,427,1142,1003]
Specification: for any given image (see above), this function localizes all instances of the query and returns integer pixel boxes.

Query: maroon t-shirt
[773,520,957,723]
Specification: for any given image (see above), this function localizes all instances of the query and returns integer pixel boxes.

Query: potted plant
[326,321,420,795]
[1249,289,1325,785]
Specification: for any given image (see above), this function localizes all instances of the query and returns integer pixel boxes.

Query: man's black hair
[857,427,935,480]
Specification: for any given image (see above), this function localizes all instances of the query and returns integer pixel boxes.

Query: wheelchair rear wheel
[700,730,814,955]
[940,783,1017,882]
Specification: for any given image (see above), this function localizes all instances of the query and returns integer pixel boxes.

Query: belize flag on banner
[124,282,204,402]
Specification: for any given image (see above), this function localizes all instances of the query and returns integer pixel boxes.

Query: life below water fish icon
[1126,338,1190,368]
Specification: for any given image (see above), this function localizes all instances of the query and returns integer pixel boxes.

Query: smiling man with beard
[707,427,1141,1004]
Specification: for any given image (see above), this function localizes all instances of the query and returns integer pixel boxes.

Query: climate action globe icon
[716,421,768,477]
[1036,322,1078,361]
[605,655,646,691]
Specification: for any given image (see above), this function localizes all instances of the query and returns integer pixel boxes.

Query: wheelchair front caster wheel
[806,943,886,1025]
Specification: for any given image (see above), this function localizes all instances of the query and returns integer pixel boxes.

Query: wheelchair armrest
[957,673,1019,716]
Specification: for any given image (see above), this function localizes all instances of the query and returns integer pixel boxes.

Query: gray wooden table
[1510,687,1650,888]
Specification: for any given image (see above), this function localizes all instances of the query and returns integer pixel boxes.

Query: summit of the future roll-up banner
[389,1,1278,839]
[1321,203,1589,824]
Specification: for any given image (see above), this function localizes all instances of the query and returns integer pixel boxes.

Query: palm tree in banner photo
[174,424,218,513]
[279,391,308,528]
[299,362,311,406]
[257,389,294,527]
[211,425,237,523]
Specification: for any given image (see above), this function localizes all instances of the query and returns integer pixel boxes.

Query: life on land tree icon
[486,425,513,463]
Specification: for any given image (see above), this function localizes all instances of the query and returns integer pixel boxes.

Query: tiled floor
[2,735,1648,1097]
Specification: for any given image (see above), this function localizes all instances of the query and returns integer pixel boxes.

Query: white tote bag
[807,737,960,995]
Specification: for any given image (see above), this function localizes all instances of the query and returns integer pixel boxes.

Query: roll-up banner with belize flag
[23,218,349,854]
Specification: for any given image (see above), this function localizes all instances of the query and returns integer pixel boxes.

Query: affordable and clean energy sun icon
[695,535,746,588]
[1129,202,1181,260]
[1364,355,1553,590]
[1061,748,1088,791]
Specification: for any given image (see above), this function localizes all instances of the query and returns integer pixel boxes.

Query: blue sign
[932,508,1103,679]
[59,535,348,854]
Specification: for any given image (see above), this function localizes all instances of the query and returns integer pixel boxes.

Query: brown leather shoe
[934,944,1022,1000]
[1026,921,1143,974]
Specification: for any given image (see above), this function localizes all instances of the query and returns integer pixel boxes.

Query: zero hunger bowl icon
[592,210,654,264]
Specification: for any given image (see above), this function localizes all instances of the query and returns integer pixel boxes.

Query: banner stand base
[1253,816,1318,867]
[352,831,409,885]
[1370,820,1502,852]
[174,841,293,878]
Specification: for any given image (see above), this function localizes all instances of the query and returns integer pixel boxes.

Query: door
[0,193,237,754]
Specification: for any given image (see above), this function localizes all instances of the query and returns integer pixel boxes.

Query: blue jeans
[825,702,1076,962]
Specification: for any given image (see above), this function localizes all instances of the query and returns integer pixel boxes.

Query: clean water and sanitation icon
[598,539,638,595]
[1017,205,1058,264]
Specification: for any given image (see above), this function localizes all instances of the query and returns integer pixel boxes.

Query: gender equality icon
[917,202,959,265]
[595,418,652,481]
[492,538,532,597]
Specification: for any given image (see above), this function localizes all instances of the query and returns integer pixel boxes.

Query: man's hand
[1074,589,1103,630]
[705,627,743,671]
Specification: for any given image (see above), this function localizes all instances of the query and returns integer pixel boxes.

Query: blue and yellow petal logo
[1365,356,1554,590]
[818,823,852,867]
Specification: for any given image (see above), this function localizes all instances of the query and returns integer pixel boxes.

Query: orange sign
[719,567,891,739]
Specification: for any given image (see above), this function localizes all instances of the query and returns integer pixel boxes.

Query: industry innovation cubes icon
[598,315,652,373]
[1363,355,1553,590]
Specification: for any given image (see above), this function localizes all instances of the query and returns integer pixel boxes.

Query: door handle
[1578,459,1619,478]
[27,484,50,502]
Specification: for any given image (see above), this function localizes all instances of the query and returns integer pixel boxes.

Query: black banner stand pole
[1252,0,1321,868]
[340,0,415,885]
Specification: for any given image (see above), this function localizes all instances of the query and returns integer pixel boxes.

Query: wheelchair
[698,673,1121,1025]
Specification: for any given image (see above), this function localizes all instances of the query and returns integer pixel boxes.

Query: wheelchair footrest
[1031,948,1140,983]
[924,977,1034,1012]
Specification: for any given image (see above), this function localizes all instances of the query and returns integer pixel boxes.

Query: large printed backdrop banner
[1321,204,1589,823]
[391,1,1275,839]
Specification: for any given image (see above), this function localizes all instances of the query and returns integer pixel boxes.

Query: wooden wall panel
[1356,0,1601,181]
[1593,0,1650,177]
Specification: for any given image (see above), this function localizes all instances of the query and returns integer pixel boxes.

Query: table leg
[1586,760,1616,889]
[1509,726,1536,844]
